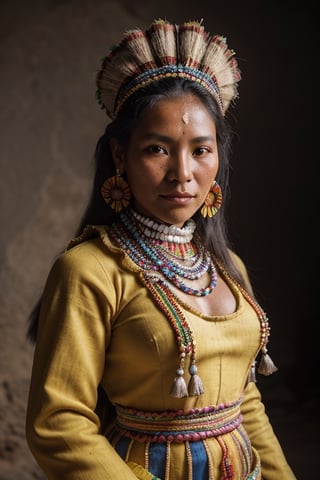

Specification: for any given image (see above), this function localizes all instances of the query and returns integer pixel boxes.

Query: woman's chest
[172,273,237,317]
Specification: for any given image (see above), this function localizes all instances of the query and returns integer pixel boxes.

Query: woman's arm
[25,245,138,480]
[241,381,296,480]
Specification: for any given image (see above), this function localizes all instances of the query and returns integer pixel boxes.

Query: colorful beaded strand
[125,439,134,462]
[165,442,171,480]
[144,442,150,471]
[202,439,215,480]
[111,222,215,294]
[217,263,278,376]
[185,441,193,480]
[216,436,234,480]
[230,427,253,477]
[110,210,218,297]
[141,274,198,397]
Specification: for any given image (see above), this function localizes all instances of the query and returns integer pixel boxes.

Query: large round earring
[101,169,131,213]
[200,181,223,218]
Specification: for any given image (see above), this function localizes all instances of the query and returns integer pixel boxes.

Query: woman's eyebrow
[142,133,215,143]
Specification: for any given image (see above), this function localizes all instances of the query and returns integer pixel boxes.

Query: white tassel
[247,361,257,383]
[188,363,204,396]
[170,371,188,398]
[188,374,204,396]
[258,348,278,376]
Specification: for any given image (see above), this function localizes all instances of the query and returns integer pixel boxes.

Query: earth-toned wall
[0,1,316,479]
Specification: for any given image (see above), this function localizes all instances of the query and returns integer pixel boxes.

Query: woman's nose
[167,154,192,184]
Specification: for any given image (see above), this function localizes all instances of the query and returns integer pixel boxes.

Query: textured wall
[0,1,316,479]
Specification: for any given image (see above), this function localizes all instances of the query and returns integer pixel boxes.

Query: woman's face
[113,94,219,227]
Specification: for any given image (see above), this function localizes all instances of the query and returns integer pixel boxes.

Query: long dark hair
[27,77,244,343]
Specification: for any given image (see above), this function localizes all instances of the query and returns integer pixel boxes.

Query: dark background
[0,1,317,478]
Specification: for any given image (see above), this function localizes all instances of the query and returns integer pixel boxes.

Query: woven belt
[114,398,243,443]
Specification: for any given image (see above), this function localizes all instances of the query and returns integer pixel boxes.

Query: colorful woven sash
[105,398,262,479]
[113,398,243,444]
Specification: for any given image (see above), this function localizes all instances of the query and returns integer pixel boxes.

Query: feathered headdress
[96,19,241,119]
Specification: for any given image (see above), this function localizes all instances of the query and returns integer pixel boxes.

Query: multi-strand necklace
[110,208,217,297]
[108,208,276,398]
[109,208,218,397]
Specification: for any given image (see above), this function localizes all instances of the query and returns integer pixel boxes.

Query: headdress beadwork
[96,19,241,119]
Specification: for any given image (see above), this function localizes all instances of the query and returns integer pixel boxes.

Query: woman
[26,19,296,480]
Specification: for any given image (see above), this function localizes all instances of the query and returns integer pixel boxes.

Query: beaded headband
[96,19,241,119]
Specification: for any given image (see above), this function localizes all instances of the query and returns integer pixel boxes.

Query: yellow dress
[26,226,296,480]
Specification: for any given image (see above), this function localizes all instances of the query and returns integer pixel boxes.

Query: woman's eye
[194,146,210,156]
[147,145,166,154]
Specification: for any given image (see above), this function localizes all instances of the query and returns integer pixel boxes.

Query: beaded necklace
[131,209,196,244]
[218,265,278,379]
[109,209,277,398]
[111,209,218,297]
[141,273,204,398]
[151,239,197,259]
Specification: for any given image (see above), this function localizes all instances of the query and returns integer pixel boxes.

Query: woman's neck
[130,208,196,244]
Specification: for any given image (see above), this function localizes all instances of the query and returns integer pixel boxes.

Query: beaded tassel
[142,274,204,398]
[109,209,278,400]
[218,263,278,378]
[203,439,215,480]
[185,441,193,480]
[109,209,213,397]
[216,436,234,480]
[188,360,204,396]
[171,354,188,398]
[258,346,278,375]
[165,441,171,480]
[247,361,257,384]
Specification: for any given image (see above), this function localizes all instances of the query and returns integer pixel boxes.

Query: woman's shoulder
[66,224,111,252]
[227,248,254,295]
[59,225,112,262]
[53,224,140,276]
[228,249,247,274]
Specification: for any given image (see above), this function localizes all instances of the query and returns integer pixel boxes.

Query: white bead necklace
[131,209,196,244]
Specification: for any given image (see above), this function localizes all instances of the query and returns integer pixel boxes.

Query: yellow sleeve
[241,382,297,480]
[228,249,255,296]
[25,244,138,480]
[229,251,296,478]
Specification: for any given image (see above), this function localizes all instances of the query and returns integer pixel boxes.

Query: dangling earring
[200,181,223,218]
[101,169,131,213]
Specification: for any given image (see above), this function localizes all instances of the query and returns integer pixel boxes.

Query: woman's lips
[160,193,194,203]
